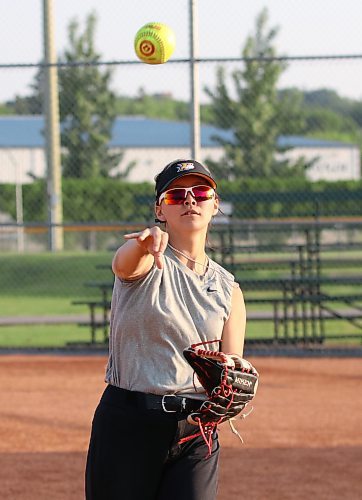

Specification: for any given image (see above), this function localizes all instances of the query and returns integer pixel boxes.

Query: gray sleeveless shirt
[105,247,236,396]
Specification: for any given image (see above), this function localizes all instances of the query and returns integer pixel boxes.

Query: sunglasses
[158,185,216,205]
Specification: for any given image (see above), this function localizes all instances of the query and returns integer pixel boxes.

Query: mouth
[182,210,200,216]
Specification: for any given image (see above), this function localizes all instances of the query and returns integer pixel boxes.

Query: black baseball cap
[155,159,217,200]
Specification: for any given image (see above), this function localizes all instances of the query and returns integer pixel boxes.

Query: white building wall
[278,146,361,181]
[0,147,223,185]
[0,145,360,184]
[110,147,224,183]
[0,148,46,183]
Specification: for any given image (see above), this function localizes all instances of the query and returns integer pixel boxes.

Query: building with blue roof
[0,115,360,183]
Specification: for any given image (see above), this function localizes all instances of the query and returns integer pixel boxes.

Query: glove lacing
[178,340,238,457]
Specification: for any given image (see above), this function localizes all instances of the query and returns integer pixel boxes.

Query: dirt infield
[0,355,361,500]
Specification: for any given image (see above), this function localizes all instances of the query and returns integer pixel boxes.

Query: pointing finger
[154,252,164,270]
[159,232,169,254]
[123,232,142,239]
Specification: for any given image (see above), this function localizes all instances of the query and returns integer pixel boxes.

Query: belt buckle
[161,394,186,413]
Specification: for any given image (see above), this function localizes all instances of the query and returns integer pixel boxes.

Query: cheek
[158,204,175,221]
[208,199,219,214]
[200,203,217,221]
[155,204,167,221]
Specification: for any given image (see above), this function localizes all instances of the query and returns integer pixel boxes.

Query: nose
[184,192,196,206]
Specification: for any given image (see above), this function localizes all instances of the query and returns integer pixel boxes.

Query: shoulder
[208,257,235,285]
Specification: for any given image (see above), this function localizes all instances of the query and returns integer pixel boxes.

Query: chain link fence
[0,1,362,347]
[0,55,361,253]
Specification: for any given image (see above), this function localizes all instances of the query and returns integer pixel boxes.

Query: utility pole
[43,0,63,251]
[7,151,24,252]
[189,0,201,160]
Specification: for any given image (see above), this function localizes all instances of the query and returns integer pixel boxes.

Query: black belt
[106,385,203,414]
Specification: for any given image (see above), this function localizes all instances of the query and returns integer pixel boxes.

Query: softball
[134,22,176,65]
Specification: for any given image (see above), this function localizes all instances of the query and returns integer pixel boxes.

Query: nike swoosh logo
[207,287,217,293]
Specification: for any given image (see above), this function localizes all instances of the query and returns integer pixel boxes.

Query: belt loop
[181,397,187,411]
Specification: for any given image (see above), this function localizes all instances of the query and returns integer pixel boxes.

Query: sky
[1,0,362,104]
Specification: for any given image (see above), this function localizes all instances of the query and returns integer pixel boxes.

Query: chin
[179,218,209,230]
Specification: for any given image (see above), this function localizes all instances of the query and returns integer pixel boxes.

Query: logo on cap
[176,162,195,173]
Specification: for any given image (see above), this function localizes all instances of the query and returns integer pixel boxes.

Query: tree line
[1,8,362,180]
[0,178,361,223]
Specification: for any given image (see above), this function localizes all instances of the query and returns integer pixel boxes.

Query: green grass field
[0,252,112,347]
[0,251,361,348]
[0,252,112,300]
[0,325,91,347]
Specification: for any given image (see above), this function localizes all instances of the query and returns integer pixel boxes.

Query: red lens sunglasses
[158,185,216,205]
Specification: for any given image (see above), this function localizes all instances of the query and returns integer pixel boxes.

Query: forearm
[221,286,246,356]
[112,239,154,280]
[222,327,245,357]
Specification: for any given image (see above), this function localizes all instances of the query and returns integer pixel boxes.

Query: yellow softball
[134,22,176,65]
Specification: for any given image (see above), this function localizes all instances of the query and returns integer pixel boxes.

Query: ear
[212,197,219,216]
[155,204,167,222]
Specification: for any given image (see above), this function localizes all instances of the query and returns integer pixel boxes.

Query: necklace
[167,243,209,271]
[167,243,238,288]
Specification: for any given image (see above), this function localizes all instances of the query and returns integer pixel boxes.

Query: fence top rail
[1,216,362,232]
[211,217,362,231]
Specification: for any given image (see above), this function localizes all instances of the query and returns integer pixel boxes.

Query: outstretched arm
[112,226,169,280]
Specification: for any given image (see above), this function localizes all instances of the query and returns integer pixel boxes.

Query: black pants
[85,385,219,500]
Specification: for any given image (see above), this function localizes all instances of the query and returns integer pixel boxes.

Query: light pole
[15,158,24,253]
[43,0,64,251]
[7,150,24,253]
[189,0,201,160]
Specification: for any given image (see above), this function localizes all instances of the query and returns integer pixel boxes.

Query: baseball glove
[181,340,259,456]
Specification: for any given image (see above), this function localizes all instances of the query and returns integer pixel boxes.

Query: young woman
[85,159,251,500]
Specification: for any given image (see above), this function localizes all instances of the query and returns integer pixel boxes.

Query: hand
[124,226,169,270]
[228,354,259,376]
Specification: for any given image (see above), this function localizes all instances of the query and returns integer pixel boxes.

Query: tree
[59,12,122,178]
[114,89,190,121]
[204,8,303,179]
[3,70,44,115]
